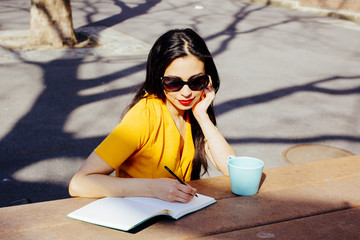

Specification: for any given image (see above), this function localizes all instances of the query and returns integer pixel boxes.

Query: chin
[177,105,193,111]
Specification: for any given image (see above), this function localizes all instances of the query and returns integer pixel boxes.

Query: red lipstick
[178,99,194,106]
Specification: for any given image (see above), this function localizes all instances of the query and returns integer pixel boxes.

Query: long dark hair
[128,28,220,180]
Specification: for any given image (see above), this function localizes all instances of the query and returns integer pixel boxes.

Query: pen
[164,166,198,197]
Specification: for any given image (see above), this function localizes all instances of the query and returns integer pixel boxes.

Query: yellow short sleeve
[94,100,150,170]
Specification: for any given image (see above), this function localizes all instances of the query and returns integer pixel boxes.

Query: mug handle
[227,155,236,164]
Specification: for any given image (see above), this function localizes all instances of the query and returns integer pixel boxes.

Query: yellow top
[94,95,195,181]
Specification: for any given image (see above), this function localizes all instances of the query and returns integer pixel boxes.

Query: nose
[180,84,192,97]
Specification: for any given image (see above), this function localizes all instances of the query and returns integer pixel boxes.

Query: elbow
[68,175,82,197]
[221,168,229,176]
[68,184,77,197]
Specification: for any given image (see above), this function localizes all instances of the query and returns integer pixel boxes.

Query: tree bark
[28,0,77,48]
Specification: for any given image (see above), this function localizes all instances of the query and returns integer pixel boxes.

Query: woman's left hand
[192,79,215,120]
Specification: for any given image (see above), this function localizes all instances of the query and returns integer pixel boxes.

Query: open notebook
[67,193,216,231]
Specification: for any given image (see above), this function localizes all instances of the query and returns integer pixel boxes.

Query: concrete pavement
[1,0,359,207]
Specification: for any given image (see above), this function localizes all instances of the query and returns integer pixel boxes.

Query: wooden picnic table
[1,155,360,239]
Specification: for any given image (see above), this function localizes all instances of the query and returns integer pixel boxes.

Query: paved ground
[1,0,359,207]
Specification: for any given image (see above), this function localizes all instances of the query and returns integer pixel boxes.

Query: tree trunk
[28,0,77,48]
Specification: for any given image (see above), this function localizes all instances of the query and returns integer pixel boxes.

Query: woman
[69,28,235,203]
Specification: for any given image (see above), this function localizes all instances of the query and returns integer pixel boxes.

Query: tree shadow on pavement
[216,75,360,144]
[216,75,360,116]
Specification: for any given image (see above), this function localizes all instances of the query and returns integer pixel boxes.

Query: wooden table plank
[260,155,360,192]
[196,207,360,240]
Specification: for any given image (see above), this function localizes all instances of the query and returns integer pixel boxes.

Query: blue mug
[227,156,264,196]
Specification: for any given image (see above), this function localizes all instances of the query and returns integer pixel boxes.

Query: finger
[204,82,215,96]
[167,184,194,203]
[203,90,215,103]
[178,183,197,196]
[208,75,213,86]
[175,191,195,203]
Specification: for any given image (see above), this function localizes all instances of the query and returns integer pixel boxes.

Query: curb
[246,0,360,23]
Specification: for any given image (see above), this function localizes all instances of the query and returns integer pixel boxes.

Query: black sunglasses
[161,75,210,92]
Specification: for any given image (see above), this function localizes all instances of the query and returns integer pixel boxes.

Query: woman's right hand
[150,178,197,203]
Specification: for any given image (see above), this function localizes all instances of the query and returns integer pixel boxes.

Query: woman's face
[163,55,205,116]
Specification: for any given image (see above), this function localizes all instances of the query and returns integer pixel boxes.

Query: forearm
[69,173,155,198]
[196,114,235,175]
[69,173,197,203]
